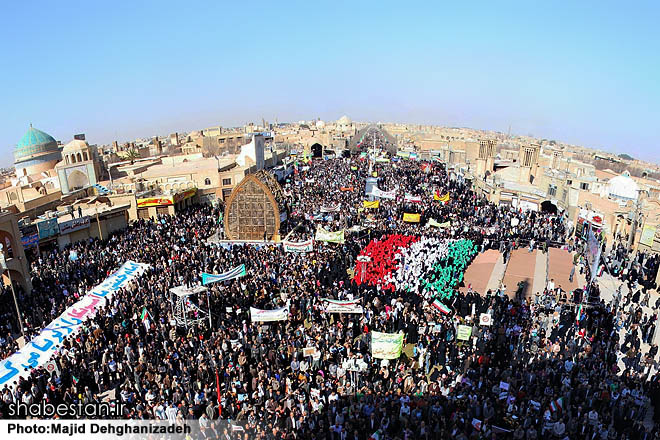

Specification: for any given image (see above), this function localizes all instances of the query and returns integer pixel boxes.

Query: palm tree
[123,148,140,165]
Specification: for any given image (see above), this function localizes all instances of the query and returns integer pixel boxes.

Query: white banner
[283,239,314,253]
[321,298,364,314]
[369,186,396,200]
[320,204,340,213]
[371,331,404,359]
[404,194,422,203]
[0,261,149,387]
[250,305,289,322]
[479,313,492,326]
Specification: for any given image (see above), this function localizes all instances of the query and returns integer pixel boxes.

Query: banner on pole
[315,227,345,244]
[250,305,289,322]
[371,331,404,359]
[457,325,472,340]
[369,187,396,200]
[404,194,422,204]
[403,213,421,223]
[321,298,364,314]
[202,264,246,285]
[283,239,314,253]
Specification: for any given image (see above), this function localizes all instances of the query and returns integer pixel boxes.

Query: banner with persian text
[371,331,404,359]
[0,261,149,387]
[283,240,314,253]
[321,298,364,314]
[250,305,289,322]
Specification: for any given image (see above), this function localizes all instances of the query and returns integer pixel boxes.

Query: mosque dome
[14,126,58,161]
[337,115,352,125]
[607,171,639,200]
[315,120,326,129]
[13,126,62,177]
[61,139,89,153]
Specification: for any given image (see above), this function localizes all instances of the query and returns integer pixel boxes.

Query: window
[548,184,557,197]
[562,189,568,201]
[566,179,572,185]
[222,178,232,186]
[204,178,211,186]
[580,182,589,190]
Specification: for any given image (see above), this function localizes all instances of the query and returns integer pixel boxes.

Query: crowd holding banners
[363,200,380,209]
[201,264,247,285]
[402,213,421,223]
[282,240,314,253]
[321,299,364,314]
[0,154,658,439]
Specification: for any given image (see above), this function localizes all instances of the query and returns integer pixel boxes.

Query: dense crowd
[0,152,658,439]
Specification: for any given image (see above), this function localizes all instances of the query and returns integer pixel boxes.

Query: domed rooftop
[61,139,89,153]
[337,115,352,125]
[315,120,325,129]
[14,126,59,161]
[607,171,639,200]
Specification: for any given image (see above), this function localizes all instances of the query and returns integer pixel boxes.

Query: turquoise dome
[14,126,59,162]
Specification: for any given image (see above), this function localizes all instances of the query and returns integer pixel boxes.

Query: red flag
[215,370,222,417]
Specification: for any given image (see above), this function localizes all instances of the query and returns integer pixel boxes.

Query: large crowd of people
[0,151,659,439]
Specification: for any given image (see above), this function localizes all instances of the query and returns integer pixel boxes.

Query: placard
[457,325,472,341]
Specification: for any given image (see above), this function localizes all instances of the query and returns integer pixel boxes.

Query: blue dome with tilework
[14,126,59,162]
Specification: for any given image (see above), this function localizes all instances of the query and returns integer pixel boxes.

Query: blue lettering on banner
[30,339,54,352]
[0,260,149,387]
[0,361,19,383]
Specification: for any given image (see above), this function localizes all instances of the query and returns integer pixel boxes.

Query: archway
[67,170,89,190]
[541,200,558,215]
[311,143,323,158]
[0,230,15,258]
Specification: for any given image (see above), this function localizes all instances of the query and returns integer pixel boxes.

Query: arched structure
[541,200,558,215]
[67,169,90,190]
[348,124,397,155]
[224,172,284,241]
[311,143,323,158]
[55,138,101,194]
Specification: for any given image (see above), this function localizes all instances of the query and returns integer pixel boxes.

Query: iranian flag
[368,430,381,440]
[576,304,584,325]
[550,397,564,413]
[432,298,451,315]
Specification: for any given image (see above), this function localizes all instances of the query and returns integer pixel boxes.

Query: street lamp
[0,244,25,338]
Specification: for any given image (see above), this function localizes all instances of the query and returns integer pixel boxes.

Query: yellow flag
[363,200,380,209]
[403,213,421,223]
[434,192,450,203]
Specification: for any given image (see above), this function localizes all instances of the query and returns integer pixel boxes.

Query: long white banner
[321,298,364,314]
[283,239,314,253]
[250,305,289,322]
[370,186,396,200]
[0,261,150,387]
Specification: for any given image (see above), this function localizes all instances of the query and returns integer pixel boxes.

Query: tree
[618,153,635,161]
[123,148,140,165]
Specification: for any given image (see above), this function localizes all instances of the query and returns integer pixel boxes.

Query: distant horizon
[2,116,658,170]
[2,2,658,167]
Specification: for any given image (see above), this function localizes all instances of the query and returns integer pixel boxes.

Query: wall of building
[0,213,32,293]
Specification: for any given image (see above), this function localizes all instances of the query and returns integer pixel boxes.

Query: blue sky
[1,1,658,165]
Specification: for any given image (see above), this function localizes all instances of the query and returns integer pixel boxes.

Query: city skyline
[2,1,658,165]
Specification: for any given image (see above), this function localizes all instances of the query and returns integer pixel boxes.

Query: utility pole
[626,196,643,252]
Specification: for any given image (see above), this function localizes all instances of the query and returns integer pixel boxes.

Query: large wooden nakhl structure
[224,170,286,241]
